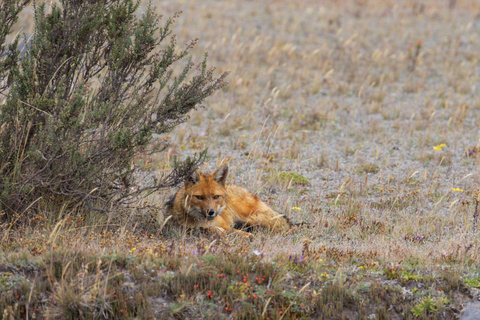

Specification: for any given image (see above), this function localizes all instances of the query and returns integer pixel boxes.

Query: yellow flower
[451,188,463,192]
[129,248,136,253]
[359,266,364,269]
[433,143,446,151]
[291,207,301,210]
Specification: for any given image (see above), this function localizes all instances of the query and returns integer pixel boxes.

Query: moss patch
[265,171,309,187]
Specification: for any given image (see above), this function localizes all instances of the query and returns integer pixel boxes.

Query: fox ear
[185,170,201,188]
[213,165,228,185]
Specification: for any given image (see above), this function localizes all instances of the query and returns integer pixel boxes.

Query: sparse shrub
[315,150,330,168]
[359,164,379,174]
[264,171,309,188]
[384,262,403,280]
[0,0,228,219]
[464,275,480,288]
[408,40,422,72]
[314,282,360,318]
[411,295,449,318]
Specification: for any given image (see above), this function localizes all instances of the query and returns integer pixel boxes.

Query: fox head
[183,165,229,221]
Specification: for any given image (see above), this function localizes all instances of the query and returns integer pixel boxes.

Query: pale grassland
[150,0,480,264]
[2,0,480,318]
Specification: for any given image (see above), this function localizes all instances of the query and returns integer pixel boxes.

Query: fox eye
[213,195,220,200]
[195,195,204,200]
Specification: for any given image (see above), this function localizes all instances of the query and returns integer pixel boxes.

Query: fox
[165,165,291,235]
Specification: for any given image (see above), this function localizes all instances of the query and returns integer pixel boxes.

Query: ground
[1,0,480,319]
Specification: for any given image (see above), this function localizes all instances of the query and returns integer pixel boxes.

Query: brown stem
[474,199,479,233]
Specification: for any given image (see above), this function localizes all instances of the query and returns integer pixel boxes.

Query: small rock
[461,302,480,320]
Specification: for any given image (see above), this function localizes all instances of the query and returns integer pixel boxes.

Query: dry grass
[2,0,480,318]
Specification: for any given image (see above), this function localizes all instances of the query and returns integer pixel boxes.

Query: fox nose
[207,209,215,217]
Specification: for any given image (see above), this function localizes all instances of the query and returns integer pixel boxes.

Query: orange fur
[165,165,290,235]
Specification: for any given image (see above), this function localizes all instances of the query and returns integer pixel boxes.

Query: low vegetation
[0,237,472,319]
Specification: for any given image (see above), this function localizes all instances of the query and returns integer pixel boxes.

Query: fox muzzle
[206,209,216,220]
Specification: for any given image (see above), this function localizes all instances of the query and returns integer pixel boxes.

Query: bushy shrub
[0,0,227,219]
